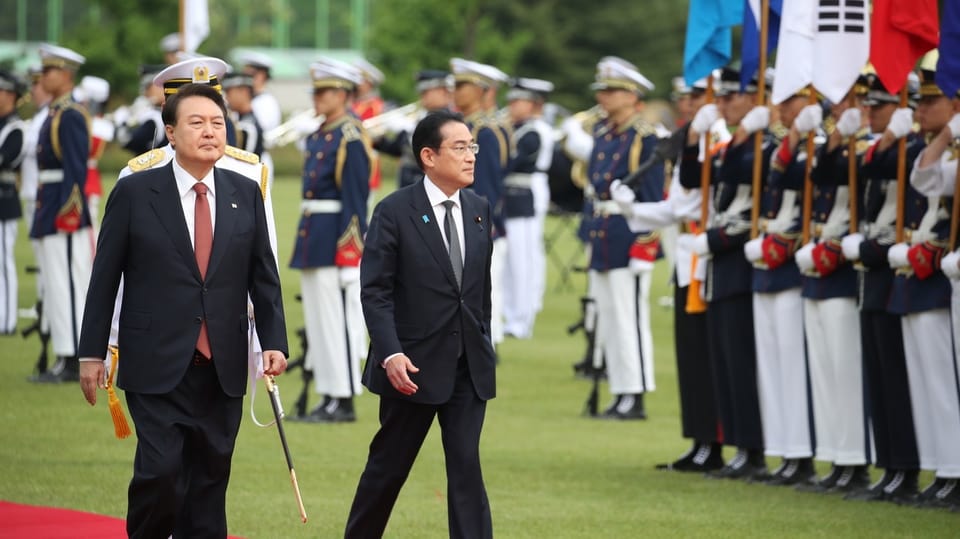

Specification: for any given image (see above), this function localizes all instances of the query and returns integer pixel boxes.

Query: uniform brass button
[306,190,313,197]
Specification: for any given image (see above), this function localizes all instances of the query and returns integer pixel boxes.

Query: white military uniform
[20,103,49,333]
[0,112,27,333]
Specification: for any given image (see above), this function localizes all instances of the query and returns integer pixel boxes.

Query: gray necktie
[442,200,463,288]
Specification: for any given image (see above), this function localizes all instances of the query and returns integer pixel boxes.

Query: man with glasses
[346,110,495,539]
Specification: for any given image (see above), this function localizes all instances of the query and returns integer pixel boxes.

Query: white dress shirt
[423,175,465,265]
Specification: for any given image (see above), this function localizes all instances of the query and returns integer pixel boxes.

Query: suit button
[194,316,202,324]
[202,287,208,294]
[451,331,459,336]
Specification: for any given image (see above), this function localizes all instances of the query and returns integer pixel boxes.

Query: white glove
[339,267,361,287]
[941,251,960,280]
[887,243,910,269]
[740,106,770,135]
[841,233,864,261]
[795,242,816,272]
[794,104,822,133]
[692,233,711,257]
[835,108,862,137]
[629,257,654,274]
[562,116,583,137]
[744,237,763,263]
[948,113,960,139]
[112,106,130,127]
[610,179,636,206]
[690,104,719,134]
[886,108,914,139]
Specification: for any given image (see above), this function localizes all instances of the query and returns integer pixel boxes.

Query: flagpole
[801,85,817,244]
[894,87,908,243]
[951,162,960,251]
[750,0,771,239]
[685,74,715,315]
[179,0,186,52]
[848,136,858,234]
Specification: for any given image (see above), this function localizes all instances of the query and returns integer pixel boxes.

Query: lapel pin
[231,203,238,209]
[475,216,482,223]
[422,214,430,223]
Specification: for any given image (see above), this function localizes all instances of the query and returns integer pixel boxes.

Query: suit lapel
[205,169,238,282]
[150,163,202,282]
[409,181,459,290]
[460,192,486,289]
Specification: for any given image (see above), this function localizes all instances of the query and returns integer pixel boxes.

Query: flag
[937,0,960,98]
[812,0,870,104]
[182,0,210,53]
[741,0,783,91]
[683,0,744,85]
[870,0,938,95]
[771,0,814,105]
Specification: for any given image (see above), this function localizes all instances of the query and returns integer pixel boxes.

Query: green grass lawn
[0,169,956,538]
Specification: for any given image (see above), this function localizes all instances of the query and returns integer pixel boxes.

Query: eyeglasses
[438,143,479,156]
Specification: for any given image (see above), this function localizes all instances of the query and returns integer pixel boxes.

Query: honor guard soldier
[77,76,113,229]
[115,64,166,155]
[450,58,510,348]
[882,56,960,509]
[290,58,373,423]
[160,32,181,65]
[352,58,386,198]
[30,44,93,383]
[796,84,871,492]
[612,74,725,468]
[237,51,281,190]
[374,70,451,189]
[502,77,555,339]
[841,72,921,503]
[585,56,664,419]
[0,70,27,335]
[738,82,815,485]
[908,68,960,511]
[223,72,264,159]
[687,66,770,477]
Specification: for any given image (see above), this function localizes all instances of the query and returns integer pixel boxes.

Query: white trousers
[39,229,94,356]
[753,289,812,458]
[301,268,364,398]
[0,220,17,333]
[531,175,549,313]
[490,237,507,347]
[503,217,539,338]
[902,309,960,477]
[593,267,655,395]
[804,297,867,465]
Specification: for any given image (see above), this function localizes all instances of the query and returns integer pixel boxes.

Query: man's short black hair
[411,110,466,170]
[162,83,228,126]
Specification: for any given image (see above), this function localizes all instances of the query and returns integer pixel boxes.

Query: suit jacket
[360,180,496,405]
[78,162,287,397]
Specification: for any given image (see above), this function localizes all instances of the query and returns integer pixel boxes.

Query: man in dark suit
[345,110,496,539]
[77,83,288,539]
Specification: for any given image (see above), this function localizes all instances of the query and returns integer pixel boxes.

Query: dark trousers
[860,310,920,470]
[345,357,491,539]
[674,284,719,443]
[706,293,764,451]
[124,360,242,539]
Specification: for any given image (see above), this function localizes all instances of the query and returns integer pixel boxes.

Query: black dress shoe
[796,464,843,493]
[767,458,816,487]
[657,442,724,472]
[656,441,698,470]
[708,449,767,481]
[828,465,871,493]
[880,469,920,505]
[295,397,356,423]
[844,468,901,501]
[912,477,954,508]
[926,478,960,510]
[28,356,79,383]
[600,394,646,420]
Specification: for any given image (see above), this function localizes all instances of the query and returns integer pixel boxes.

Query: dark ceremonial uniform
[587,112,664,404]
[290,114,372,406]
[855,136,922,479]
[31,93,93,364]
[234,111,264,159]
[121,107,164,155]
[0,108,26,333]
[680,129,772,457]
[463,110,507,238]
[750,130,813,467]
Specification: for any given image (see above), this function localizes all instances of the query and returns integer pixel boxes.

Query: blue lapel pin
[231,202,238,209]
[422,214,430,224]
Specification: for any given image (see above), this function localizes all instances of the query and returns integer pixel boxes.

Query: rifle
[622,125,689,191]
[284,327,313,418]
[22,293,51,376]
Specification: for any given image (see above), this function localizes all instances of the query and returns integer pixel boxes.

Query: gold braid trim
[336,215,364,260]
[260,164,269,199]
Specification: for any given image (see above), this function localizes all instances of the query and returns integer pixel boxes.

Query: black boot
[602,393,646,420]
[796,464,844,493]
[829,465,871,493]
[656,441,698,471]
[845,468,897,501]
[768,458,816,487]
[303,397,357,423]
[30,356,79,383]
[881,468,920,505]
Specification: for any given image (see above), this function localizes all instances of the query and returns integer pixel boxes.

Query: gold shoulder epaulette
[127,149,166,172]
[855,139,872,155]
[224,145,260,164]
[771,122,790,140]
[342,120,362,142]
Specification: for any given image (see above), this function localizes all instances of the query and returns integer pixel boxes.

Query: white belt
[38,170,64,184]
[504,173,533,189]
[593,200,623,216]
[301,199,343,214]
[0,172,15,184]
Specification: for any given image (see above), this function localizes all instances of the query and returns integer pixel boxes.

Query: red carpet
[0,501,243,538]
